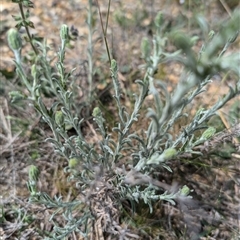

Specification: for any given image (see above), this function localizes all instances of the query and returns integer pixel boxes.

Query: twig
[95,0,112,65]
[218,110,239,144]
[219,0,232,17]
[0,98,16,197]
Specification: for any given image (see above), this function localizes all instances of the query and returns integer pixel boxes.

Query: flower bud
[147,148,177,165]
[7,28,22,51]
[162,148,177,160]
[180,185,191,196]
[92,107,101,117]
[60,24,69,41]
[69,158,78,169]
[154,12,163,28]
[201,126,216,140]
[111,59,118,73]
[55,110,64,126]
[208,30,215,40]
[29,165,39,182]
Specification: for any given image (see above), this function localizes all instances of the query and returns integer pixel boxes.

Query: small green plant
[7,1,240,239]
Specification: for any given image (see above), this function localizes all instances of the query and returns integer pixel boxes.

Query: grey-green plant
[7,1,240,238]
[11,0,38,55]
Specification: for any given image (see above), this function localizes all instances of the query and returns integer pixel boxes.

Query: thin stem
[105,0,111,35]
[95,0,111,65]
[87,0,93,101]
[18,3,38,55]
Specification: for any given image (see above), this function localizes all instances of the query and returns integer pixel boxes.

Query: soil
[0,0,240,239]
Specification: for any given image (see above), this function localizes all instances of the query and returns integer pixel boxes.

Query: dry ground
[0,0,240,239]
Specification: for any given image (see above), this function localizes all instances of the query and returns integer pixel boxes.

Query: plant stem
[18,3,38,55]
[95,0,111,65]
